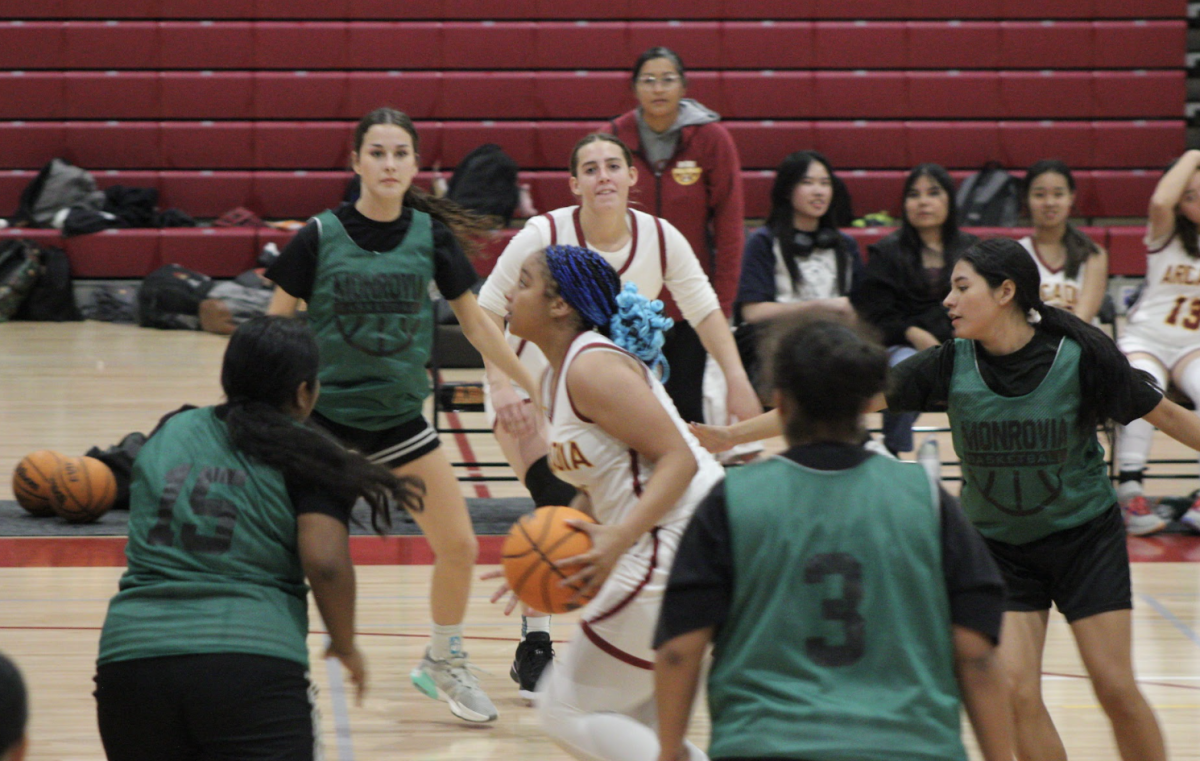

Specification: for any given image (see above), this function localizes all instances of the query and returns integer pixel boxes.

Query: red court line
[443,407,492,499]
[0,535,506,568]
[2,534,1197,568]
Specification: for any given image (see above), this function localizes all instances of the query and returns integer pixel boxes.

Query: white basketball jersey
[481,206,719,404]
[1126,231,1200,336]
[544,332,724,529]
[1018,236,1086,313]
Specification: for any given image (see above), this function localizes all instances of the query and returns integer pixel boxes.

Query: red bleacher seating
[158,21,254,69]
[2,21,1180,71]
[0,170,1167,223]
[0,224,1155,281]
[0,3,1181,284]
[2,70,1186,121]
[0,0,1183,19]
[0,23,65,70]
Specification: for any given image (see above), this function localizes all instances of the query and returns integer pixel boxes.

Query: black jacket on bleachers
[853,230,979,347]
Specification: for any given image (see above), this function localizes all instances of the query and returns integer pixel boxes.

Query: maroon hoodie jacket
[607,109,745,319]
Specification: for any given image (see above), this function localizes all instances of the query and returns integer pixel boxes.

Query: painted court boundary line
[0,535,507,567]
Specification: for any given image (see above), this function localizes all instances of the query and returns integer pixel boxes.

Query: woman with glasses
[606,47,747,428]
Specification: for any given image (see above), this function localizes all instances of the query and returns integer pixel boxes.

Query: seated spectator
[0,651,27,761]
[1017,159,1109,324]
[734,151,864,390]
[852,163,979,455]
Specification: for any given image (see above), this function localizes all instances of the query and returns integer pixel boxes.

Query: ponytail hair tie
[1027,307,1043,325]
[609,282,674,381]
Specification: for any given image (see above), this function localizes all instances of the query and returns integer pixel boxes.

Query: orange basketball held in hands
[49,456,117,523]
[502,506,597,614]
[12,450,67,517]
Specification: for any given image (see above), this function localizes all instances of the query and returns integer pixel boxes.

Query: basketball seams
[502,507,596,614]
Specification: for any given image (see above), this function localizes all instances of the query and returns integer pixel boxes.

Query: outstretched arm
[1144,396,1200,452]
[450,290,542,412]
[688,392,887,453]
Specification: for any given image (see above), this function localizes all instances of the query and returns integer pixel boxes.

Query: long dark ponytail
[221,316,423,533]
[1023,160,1100,279]
[958,239,1157,431]
[353,107,496,258]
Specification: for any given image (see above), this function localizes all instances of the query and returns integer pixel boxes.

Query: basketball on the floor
[502,506,597,614]
[49,456,117,523]
[12,450,67,517]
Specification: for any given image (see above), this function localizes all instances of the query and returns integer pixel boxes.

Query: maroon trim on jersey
[654,216,667,274]
[545,213,557,246]
[585,528,660,626]
[557,337,642,424]
[1029,238,1064,275]
[580,620,653,670]
[1147,231,1177,255]
[572,208,639,275]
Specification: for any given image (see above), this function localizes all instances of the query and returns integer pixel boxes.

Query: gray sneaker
[410,648,498,722]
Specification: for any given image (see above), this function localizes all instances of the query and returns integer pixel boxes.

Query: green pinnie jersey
[98,407,310,667]
[711,455,965,761]
[307,208,436,430]
[949,337,1114,544]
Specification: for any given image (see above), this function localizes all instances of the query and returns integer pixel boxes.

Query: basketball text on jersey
[1041,282,1079,307]
[1160,263,1200,286]
[331,271,425,315]
[549,440,594,473]
[960,417,1070,467]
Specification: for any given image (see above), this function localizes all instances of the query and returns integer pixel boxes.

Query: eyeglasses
[635,74,682,88]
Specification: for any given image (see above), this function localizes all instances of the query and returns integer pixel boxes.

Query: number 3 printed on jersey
[148,464,247,554]
[805,552,865,667]
[1165,296,1200,330]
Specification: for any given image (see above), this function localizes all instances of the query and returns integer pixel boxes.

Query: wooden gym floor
[1,322,1199,760]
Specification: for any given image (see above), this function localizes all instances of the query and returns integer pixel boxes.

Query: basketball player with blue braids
[493,244,724,761]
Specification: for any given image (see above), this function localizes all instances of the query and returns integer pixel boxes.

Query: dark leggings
[95,653,317,761]
[662,320,708,424]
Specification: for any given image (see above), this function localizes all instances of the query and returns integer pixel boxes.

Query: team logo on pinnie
[331,272,424,356]
[968,465,1065,517]
[672,161,702,186]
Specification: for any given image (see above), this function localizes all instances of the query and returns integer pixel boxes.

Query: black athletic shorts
[984,504,1132,623]
[311,410,440,469]
[95,653,319,761]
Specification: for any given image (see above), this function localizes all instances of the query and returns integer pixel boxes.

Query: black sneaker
[510,632,554,701]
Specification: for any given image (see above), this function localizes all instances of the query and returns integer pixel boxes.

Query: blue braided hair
[543,245,675,381]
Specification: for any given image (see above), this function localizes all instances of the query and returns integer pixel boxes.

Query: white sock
[1116,477,1144,501]
[431,623,464,660]
[1116,355,1168,474]
[523,615,551,638]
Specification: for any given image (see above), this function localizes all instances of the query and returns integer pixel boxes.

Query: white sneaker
[410,648,498,722]
[1120,495,1167,537]
[1180,496,1200,534]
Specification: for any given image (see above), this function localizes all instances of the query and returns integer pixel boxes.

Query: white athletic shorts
[537,523,682,716]
[1118,322,1200,371]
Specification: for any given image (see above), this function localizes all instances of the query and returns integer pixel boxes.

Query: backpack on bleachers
[14,158,106,227]
[14,244,82,321]
[956,163,1020,227]
[447,144,520,225]
[0,239,42,322]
